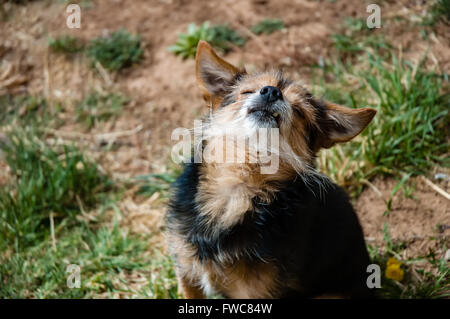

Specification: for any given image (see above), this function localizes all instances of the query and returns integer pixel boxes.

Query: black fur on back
[167,162,374,298]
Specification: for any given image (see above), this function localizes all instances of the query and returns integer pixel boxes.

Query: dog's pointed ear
[318,101,377,149]
[196,40,243,107]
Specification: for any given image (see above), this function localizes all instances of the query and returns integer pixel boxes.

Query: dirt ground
[1,0,449,260]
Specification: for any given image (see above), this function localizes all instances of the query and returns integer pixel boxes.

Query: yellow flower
[385,263,404,281]
[386,257,401,267]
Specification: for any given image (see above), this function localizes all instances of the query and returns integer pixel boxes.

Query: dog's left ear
[318,101,377,149]
[196,40,244,107]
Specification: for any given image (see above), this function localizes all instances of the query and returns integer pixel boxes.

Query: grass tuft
[76,91,127,129]
[87,29,142,71]
[315,49,449,192]
[0,222,153,298]
[0,130,108,251]
[251,19,285,35]
[169,22,246,59]
[423,0,450,25]
[49,35,84,54]
[0,95,51,127]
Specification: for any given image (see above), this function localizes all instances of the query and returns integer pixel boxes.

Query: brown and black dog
[167,41,376,298]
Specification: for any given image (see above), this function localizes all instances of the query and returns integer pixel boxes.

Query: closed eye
[241,90,254,95]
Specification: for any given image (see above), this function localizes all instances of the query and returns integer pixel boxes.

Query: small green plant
[343,17,368,32]
[329,16,391,62]
[209,24,246,49]
[367,231,450,299]
[87,29,142,71]
[384,174,412,216]
[49,35,84,54]
[0,131,108,251]
[133,169,180,197]
[169,22,246,59]
[76,92,127,128]
[251,19,285,35]
[331,34,391,57]
[423,0,450,25]
[0,94,49,126]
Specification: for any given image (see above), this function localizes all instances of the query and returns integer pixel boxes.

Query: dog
[166,41,376,298]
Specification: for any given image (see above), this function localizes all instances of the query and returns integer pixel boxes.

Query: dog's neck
[194,161,297,232]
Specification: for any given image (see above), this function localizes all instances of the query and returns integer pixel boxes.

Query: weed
[368,239,450,299]
[87,29,142,71]
[331,34,391,58]
[423,0,450,25]
[251,19,285,35]
[49,35,84,54]
[343,17,368,32]
[209,24,246,49]
[169,22,246,59]
[76,92,127,129]
[0,95,50,127]
[384,174,412,216]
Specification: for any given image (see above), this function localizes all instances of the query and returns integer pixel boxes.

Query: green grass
[367,224,450,299]
[76,91,127,129]
[0,130,109,251]
[0,94,179,298]
[330,16,391,61]
[251,19,285,35]
[314,45,449,192]
[49,35,84,54]
[131,169,180,197]
[331,33,391,59]
[0,222,153,298]
[423,0,450,25]
[343,17,368,32]
[0,127,177,298]
[87,29,142,71]
[169,22,246,59]
[0,94,55,127]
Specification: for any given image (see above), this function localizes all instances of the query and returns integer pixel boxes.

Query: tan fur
[195,163,279,234]
[214,260,279,298]
[170,232,280,299]
[178,276,206,299]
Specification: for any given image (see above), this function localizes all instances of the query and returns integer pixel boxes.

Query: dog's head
[195,41,376,174]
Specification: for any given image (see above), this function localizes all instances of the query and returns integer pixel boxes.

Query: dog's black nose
[260,86,282,103]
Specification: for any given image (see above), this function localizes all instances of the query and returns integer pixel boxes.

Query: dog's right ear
[196,40,243,107]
